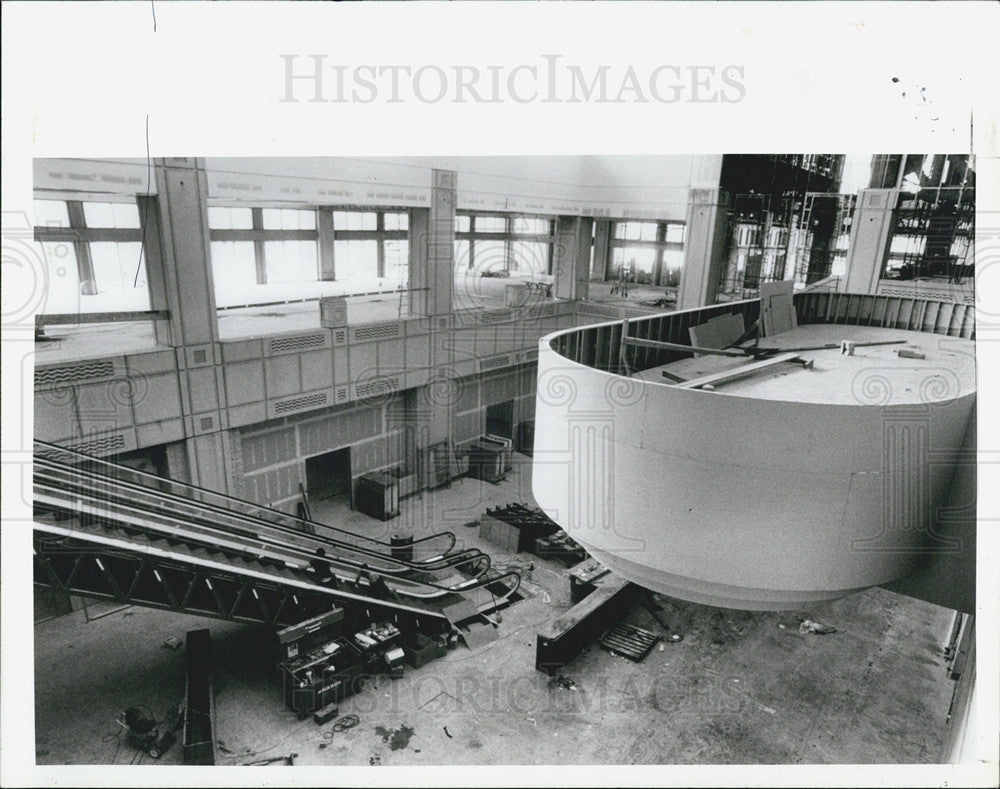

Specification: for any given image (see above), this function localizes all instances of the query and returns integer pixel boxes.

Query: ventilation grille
[36,360,115,388]
[353,323,402,342]
[480,353,510,371]
[479,308,514,325]
[335,385,349,403]
[274,392,328,414]
[333,328,348,345]
[67,433,126,455]
[270,334,326,354]
[523,348,539,361]
[579,304,622,319]
[355,376,400,399]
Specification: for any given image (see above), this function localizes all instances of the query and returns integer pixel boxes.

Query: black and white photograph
[2,4,998,788]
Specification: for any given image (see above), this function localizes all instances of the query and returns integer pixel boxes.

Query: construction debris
[799,619,838,635]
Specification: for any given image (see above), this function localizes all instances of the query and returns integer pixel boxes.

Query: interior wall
[35,156,724,221]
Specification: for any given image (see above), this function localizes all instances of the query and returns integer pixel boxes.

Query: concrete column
[676,188,729,310]
[552,216,594,301]
[317,209,336,281]
[143,158,219,346]
[592,219,612,280]
[409,169,455,316]
[841,188,899,295]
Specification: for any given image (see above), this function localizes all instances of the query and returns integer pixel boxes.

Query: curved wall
[531,293,976,610]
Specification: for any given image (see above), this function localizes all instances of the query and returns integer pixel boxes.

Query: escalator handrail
[33,440,458,558]
[33,456,487,577]
[34,474,498,595]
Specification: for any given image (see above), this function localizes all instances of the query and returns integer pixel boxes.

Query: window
[607,219,686,287]
[333,211,377,231]
[209,241,256,292]
[32,198,150,314]
[262,208,316,230]
[331,209,409,284]
[208,207,253,229]
[82,202,141,229]
[206,206,411,299]
[332,240,378,281]
[34,200,71,228]
[454,212,556,277]
[264,240,318,283]
[208,206,319,298]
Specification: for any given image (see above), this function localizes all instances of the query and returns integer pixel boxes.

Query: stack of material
[483,434,513,472]
[465,437,508,483]
[534,530,587,567]
[479,502,561,553]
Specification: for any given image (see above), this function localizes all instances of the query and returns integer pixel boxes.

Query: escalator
[33,441,520,630]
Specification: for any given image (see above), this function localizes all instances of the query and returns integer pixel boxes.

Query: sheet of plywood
[760,280,798,337]
[674,352,803,389]
[689,313,745,355]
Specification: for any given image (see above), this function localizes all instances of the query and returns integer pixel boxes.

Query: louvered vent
[479,309,513,324]
[335,386,349,403]
[333,329,348,345]
[274,392,328,414]
[353,323,401,342]
[579,304,622,319]
[270,334,326,354]
[355,377,400,398]
[68,433,126,455]
[36,360,115,388]
[480,354,510,371]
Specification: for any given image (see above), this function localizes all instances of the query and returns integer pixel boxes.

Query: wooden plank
[872,295,888,328]
[858,295,876,326]
[945,303,962,338]
[619,319,631,376]
[757,339,905,354]
[885,297,900,329]
[935,302,954,336]
[759,280,797,337]
[672,352,804,390]
[688,313,745,355]
[625,336,748,358]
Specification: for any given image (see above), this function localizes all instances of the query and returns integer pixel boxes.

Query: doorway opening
[305,446,352,504]
[485,400,514,441]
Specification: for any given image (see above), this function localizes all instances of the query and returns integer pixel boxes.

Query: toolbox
[280,638,364,719]
[276,607,345,662]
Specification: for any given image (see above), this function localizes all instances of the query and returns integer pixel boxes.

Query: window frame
[208,204,410,283]
[33,197,154,317]
[454,211,556,275]
[607,219,686,286]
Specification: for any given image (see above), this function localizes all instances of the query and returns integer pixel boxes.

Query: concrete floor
[34,455,958,766]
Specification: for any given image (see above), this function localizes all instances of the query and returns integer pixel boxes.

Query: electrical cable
[319,714,360,748]
[102,729,124,765]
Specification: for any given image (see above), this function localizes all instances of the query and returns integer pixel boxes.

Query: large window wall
[452,211,557,309]
[608,220,686,287]
[32,199,150,315]
[454,212,555,279]
[207,206,410,308]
